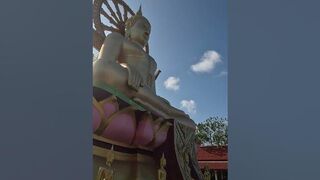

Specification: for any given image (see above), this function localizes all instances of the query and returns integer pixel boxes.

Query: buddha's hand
[127,65,143,90]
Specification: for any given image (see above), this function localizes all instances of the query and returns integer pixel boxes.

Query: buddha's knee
[93,61,136,98]
[94,62,127,85]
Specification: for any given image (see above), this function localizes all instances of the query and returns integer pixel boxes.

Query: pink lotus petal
[102,102,117,118]
[92,106,101,131]
[153,130,168,148]
[102,113,136,145]
[133,116,154,146]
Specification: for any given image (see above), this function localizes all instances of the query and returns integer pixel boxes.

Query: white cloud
[191,50,222,73]
[218,70,228,77]
[180,100,196,114]
[164,76,180,91]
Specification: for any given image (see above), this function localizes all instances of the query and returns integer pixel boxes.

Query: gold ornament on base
[96,146,115,180]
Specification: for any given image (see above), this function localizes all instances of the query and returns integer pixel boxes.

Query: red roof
[198,161,228,170]
[197,146,228,161]
[197,146,228,170]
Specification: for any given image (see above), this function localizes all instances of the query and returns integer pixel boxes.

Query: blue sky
[102,0,227,123]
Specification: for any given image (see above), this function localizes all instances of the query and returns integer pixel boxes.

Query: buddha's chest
[119,41,156,74]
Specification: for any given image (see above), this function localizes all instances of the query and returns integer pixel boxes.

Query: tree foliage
[195,117,228,146]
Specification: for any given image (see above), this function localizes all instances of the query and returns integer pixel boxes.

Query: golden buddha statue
[158,153,167,180]
[93,2,204,179]
[93,7,194,127]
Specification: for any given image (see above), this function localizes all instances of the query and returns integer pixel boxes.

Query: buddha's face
[128,17,151,47]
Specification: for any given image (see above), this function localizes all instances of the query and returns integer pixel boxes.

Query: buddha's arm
[95,32,142,90]
[149,61,157,93]
[147,63,171,105]
[93,33,128,89]
[98,32,123,63]
[134,87,188,117]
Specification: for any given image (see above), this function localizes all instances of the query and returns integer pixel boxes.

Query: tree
[195,117,228,146]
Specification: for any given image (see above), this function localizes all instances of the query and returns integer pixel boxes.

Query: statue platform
[93,82,203,180]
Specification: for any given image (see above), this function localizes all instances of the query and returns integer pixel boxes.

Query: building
[197,146,228,180]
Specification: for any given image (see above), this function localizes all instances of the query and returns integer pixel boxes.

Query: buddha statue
[93,7,194,126]
[158,153,167,180]
[93,3,203,179]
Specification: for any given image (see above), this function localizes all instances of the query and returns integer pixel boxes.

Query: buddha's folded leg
[135,87,188,118]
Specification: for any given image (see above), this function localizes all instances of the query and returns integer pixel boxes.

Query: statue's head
[125,6,151,47]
